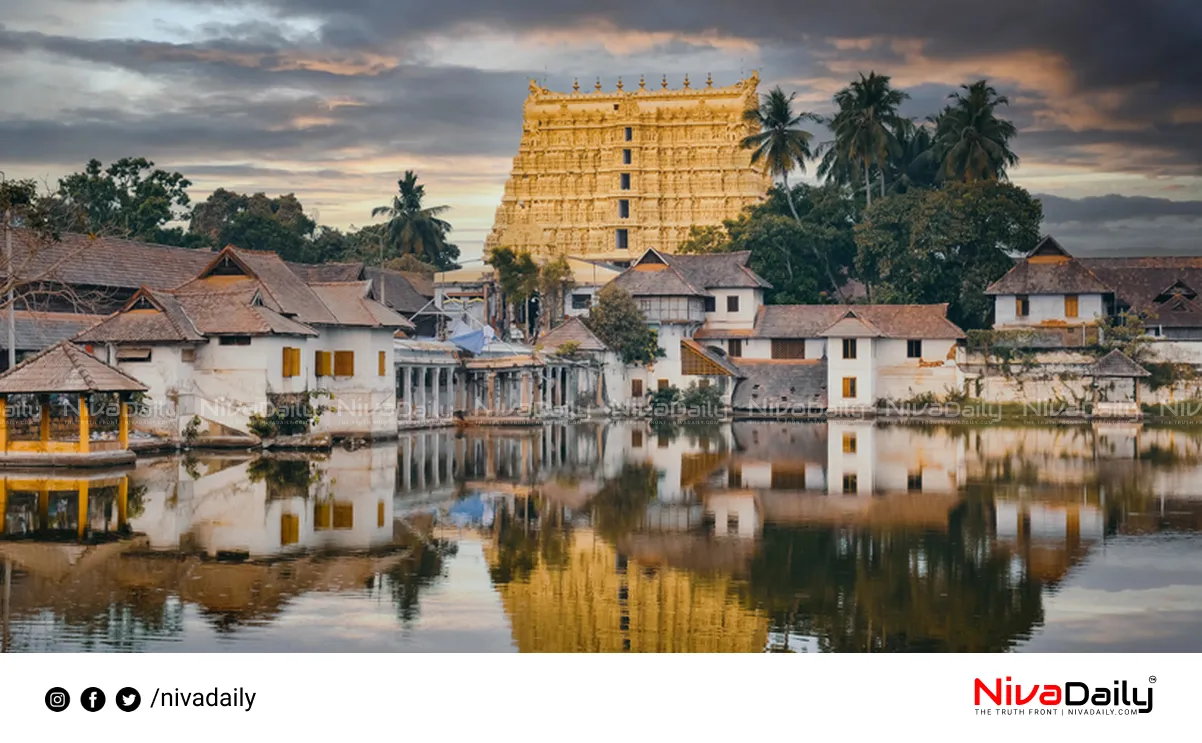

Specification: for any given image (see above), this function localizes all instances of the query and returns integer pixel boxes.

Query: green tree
[371,171,460,270]
[854,181,1042,329]
[582,285,664,365]
[536,255,575,337]
[819,72,909,206]
[383,254,439,275]
[885,119,939,195]
[934,80,1019,182]
[56,157,192,242]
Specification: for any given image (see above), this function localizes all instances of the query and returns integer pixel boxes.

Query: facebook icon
[81,687,106,712]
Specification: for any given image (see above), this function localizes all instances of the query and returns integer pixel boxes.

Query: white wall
[994,293,1104,327]
[826,337,875,411]
[703,288,761,329]
[314,327,397,437]
[109,344,195,436]
[874,338,963,402]
[741,337,826,360]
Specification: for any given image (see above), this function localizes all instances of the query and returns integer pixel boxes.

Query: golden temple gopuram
[485,73,773,264]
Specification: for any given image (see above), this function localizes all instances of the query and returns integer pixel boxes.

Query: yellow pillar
[77,481,88,541]
[39,394,50,446]
[118,398,129,450]
[0,396,7,452]
[38,486,49,530]
[117,477,128,529]
[0,480,7,535]
[78,395,90,454]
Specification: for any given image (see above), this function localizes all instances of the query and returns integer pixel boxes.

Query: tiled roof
[665,251,772,289]
[1090,349,1151,378]
[731,360,827,411]
[754,304,965,339]
[173,280,318,337]
[75,288,205,344]
[610,263,709,297]
[365,267,433,314]
[5,311,105,351]
[984,258,1111,296]
[286,262,366,283]
[309,282,415,329]
[221,248,338,325]
[681,339,743,377]
[0,341,147,394]
[538,317,607,352]
[1,229,213,290]
[1080,257,1202,311]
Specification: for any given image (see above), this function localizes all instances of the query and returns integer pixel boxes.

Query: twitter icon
[116,687,141,712]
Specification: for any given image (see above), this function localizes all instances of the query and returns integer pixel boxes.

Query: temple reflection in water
[3,420,1202,652]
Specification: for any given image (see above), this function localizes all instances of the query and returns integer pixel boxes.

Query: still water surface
[2,421,1201,652]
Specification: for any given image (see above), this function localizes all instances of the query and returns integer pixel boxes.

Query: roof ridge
[64,342,97,389]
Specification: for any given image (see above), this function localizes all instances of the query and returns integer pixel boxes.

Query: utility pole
[1,170,13,370]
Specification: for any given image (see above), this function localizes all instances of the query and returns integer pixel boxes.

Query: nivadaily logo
[974,677,1154,715]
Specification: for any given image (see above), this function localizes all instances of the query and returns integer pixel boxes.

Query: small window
[657,435,669,449]
[631,429,644,448]
[771,339,806,359]
[280,513,299,546]
[615,229,629,250]
[181,348,196,363]
[332,503,353,529]
[728,466,742,488]
[219,335,251,346]
[115,347,152,362]
[571,294,592,310]
[728,339,743,358]
[726,295,739,313]
[907,471,923,491]
[657,379,669,391]
[631,379,644,397]
[842,474,858,493]
[315,350,332,377]
[623,149,632,164]
[703,297,716,312]
[333,350,354,377]
[1016,295,1030,317]
[378,350,387,376]
[842,433,857,454]
[624,127,632,141]
[907,339,922,358]
[842,377,857,399]
[842,338,857,359]
[282,346,301,378]
[620,173,631,190]
[378,500,386,528]
[1065,294,1079,318]
[698,379,710,388]
[618,199,630,219]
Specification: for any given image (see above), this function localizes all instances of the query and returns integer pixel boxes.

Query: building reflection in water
[4,421,1202,651]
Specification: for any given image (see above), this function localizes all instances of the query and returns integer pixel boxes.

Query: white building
[75,245,413,440]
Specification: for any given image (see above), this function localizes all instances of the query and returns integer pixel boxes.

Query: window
[181,348,196,363]
[907,471,923,491]
[618,199,630,218]
[842,474,858,493]
[728,339,743,358]
[571,293,592,310]
[657,379,669,391]
[658,434,669,449]
[219,335,251,346]
[842,433,857,454]
[624,127,632,141]
[842,377,857,399]
[726,295,739,313]
[314,503,331,530]
[333,350,354,377]
[280,513,299,546]
[115,347,152,362]
[771,339,806,359]
[907,339,922,359]
[333,503,354,529]
[631,379,644,397]
[703,297,716,312]
[842,338,857,359]
[1065,294,1079,318]
[1016,295,1030,317]
[615,228,629,250]
[315,350,332,377]
[378,500,386,528]
[631,430,644,448]
[728,466,742,488]
[620,173,631,190]
[623,149,632,165]
[378,350,387,376]
[698,379,710,388]
[282,346,301,377]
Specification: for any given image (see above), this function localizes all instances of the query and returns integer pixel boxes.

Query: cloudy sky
[1,0,1199,261]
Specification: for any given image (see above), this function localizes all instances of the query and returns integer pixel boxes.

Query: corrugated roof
[1090,349,1151,378]
[309,282,415,329]
[539,317,607,352]
[732,360,827,411]
[0,341,147,394]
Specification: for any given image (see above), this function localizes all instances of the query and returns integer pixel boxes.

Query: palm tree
[371,171,452,266]
[818,72,909,207]
[884,118,939,194]
[934,80,1019,182]
[741,87,845,301]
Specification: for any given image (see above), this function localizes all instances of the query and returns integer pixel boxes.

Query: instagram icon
[45,687,71,712]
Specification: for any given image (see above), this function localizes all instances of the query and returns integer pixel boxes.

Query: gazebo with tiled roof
[0,341,147,467]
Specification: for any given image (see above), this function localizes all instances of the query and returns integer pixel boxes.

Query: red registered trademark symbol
[1149,676,1157,684]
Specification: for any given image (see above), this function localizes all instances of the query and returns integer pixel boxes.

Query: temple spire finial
[639,74,646,90]
[595,77,602,92]
[706,72,713,88]
[573,78,579,93]
[661,74,668,89]
[616,76,623,91]
[683,73,691,89]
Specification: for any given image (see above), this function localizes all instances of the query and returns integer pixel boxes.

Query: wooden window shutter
[378,350,387,376]
[334,350,354,377]
[315,350,332,377]
[282,347,301,377]
[1065,294,1079,318]
[280,513,299,546]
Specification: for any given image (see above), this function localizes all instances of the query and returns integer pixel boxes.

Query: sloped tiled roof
[538,317,607,352]
[610,262,709,297]
[309,282,415,329]
[1,229,213,290]
[365,267,434,314]
[0,341,147,394]
[732,360,827,411]
[752,304,965,339]
[286,262,366,283]
[1090,349,1151,378]
[172,280,318,336]
[75,288,205,344]
[984,258,1111,296]
[664,251,771,289]
[180,247,338,325]
[6,311,105,351]
[1080,257,1202,311]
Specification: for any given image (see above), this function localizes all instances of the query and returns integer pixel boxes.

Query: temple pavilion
[0,341,147,468]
